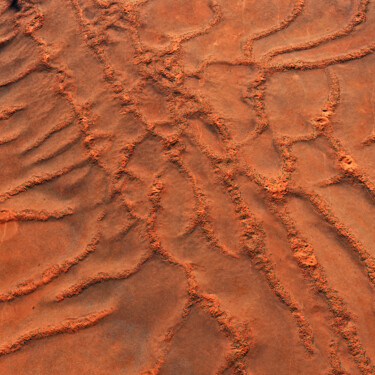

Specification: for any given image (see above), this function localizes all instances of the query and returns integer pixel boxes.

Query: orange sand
[0,0,375,374]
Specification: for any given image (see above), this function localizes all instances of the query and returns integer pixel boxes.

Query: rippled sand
[0,0,375,374]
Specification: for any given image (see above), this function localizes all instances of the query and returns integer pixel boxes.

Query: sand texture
[0,0,375,374]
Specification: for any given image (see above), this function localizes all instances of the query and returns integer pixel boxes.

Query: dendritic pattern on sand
[0,0,375,374]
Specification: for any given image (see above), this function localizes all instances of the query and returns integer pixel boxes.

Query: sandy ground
[0,0,375,374]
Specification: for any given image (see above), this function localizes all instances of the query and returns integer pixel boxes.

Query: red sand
[0,0,375,374]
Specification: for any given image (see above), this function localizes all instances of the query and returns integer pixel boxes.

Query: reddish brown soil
[1,0,375,374]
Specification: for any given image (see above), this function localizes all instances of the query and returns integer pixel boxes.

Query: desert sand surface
[0,0,375,374]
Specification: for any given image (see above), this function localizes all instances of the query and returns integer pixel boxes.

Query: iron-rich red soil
[1,0,375,374]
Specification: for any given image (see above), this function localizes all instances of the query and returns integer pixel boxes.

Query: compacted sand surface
[0,0,375,374]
